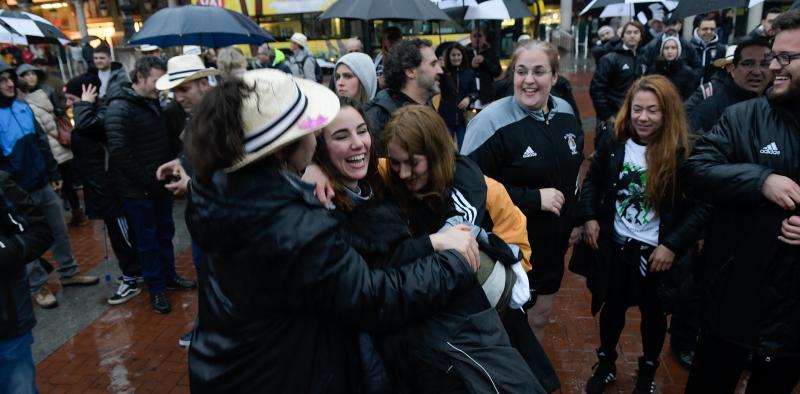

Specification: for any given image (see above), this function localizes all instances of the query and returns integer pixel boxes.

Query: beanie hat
[64,73,102,98]
[660,36,682,59]
[335,52,377,101]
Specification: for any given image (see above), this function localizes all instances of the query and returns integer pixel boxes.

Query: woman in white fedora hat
[183,69,480,393]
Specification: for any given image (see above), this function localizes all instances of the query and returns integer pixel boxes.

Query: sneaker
[586,350,617,394]
[178,332,191,348]
[166,275,196,291]
[150,292,171,314]
[632,357,659,394]
[116,275,144,284]
[34,286,58,309]
[108,281,142,305]
[60,274,100,286]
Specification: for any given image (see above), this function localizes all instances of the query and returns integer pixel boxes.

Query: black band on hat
[169,68,205,81]
[244,80,308,154]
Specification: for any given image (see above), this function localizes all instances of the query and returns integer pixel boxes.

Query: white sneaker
[108,281,142,305]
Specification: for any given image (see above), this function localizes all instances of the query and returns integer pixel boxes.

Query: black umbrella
[320,0,452,21]
[129,5,274,48]
[672,0,748,18]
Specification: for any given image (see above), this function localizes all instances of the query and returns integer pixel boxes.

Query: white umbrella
[463,0,534,20]
[581,0,677,15]
[0,10,69,45]
[0,21,27,45]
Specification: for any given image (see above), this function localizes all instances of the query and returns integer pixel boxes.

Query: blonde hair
[217,47,248,78]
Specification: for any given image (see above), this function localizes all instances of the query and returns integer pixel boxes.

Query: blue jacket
[0,99,59,192]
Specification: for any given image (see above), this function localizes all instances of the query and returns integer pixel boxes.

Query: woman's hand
[649,245,675,272]
[430,224,480,272]
[457,97,471,110]
[539,188,565,216]
[302,164,335,206]
[778,215,800,245]
[569,226,583,246]
[584,220,600,250]
[81,84,98,104]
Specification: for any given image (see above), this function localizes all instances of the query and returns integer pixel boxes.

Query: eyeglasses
[737,59,771,70]
[514,67,552,78]
[765,52,800,67]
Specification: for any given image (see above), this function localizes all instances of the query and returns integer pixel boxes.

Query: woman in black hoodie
[647,36,698,100]
[437,43,478,148]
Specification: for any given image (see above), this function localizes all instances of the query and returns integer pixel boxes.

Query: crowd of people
[0,6,799,394]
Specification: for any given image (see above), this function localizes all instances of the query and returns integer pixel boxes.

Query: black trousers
[685,333,800,394]
[598,242,667,362]
[104,216,140,278]
[58,160,81,211]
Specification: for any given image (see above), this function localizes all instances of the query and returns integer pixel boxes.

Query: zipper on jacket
[446,341,500,394]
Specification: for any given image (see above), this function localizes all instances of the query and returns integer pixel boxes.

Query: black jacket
[70,100,122,219]
[591,36,621,64]
[438,66,477,128]
[647,59,698,100]
[465,43,502,104]
[576,130,708,313]
[681,96,800,357]
[364,90,421,152]
[339,195,544,394]
[462,96,584,294]
[687,73,759,134]
[690,30,727,84]
[186,162,476,393]
[105,84,180,199]
[641,34,702,73]
[590,44,647,121]
[0,171,53,340]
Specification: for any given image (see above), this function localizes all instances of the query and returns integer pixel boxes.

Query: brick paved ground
[31,63,799,393]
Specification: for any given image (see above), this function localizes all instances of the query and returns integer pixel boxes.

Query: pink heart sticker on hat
[299,115,328,130]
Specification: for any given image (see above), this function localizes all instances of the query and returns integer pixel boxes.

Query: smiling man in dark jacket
[681,11,800,393]
[105,56,195,315]
[690,14,728,84]
[0,171,53,394]
[687,37,772,133]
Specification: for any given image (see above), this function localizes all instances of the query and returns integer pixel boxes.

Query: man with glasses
[682,11,800,393]
[688,37,772,134]
[690,14,728,84]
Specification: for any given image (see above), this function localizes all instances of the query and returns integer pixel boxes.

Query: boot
[586,349,617,394]
[632,357,659,394]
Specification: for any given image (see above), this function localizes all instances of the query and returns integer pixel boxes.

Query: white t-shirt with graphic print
[613,138,660,247]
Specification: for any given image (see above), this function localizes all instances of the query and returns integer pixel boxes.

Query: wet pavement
[31,55,798,394]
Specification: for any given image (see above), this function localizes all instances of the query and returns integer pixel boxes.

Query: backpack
[293,53,321,83]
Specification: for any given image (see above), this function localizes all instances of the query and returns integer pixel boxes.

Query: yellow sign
[191,0,336,16]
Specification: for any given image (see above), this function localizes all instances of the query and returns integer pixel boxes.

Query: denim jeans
[0,331,38,394]
[122,195,176,294]
[25,185,78,293]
